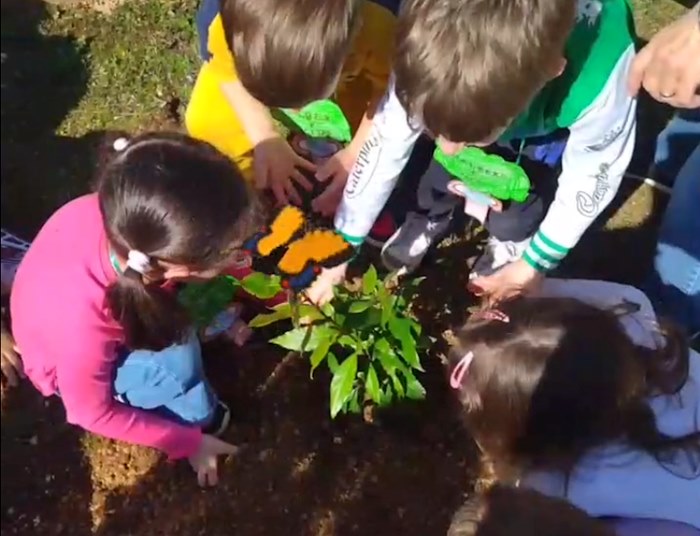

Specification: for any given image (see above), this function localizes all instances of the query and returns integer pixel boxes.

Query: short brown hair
[448,485,615,536]
[220,0,361,108]
[395,0,576,143]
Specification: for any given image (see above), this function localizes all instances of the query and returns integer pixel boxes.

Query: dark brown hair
[448,485,614,536]
[98,132,259,351]
[448,297,698,484]
[395,0,576,143]
[220,0,361,108]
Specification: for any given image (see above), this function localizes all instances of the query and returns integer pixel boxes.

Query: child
[447,279,700,530]
[308,0,637,305]
[10,133,259,486]
[186,0,399,213]
[448,485,615,536]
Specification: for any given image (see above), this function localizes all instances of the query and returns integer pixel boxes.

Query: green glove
[276,100,352,143]
[433,146,531,203]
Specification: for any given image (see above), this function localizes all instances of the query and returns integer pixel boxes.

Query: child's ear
[160,264,192,281]
[551,57,567,79]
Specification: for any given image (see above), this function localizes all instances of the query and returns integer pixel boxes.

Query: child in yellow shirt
[186,0,398,214]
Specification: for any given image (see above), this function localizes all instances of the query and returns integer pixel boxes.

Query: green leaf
[345,308,382,330]
[365,364,382,404]
[389,317,422,370]
[373,342,406,398]
[334,313,347,327]
[362,265,378,294]
[240,273,283,299]
[403,369,427,400]
[270,324,338,352]
[409,319,422,336]
[349,300,372,313]
[378,384,394,407]
[327,351,339,374]
[380,295,396,327]
[330,353,358,418]
[309,335,335,378]
[346,388,362,414]
[337,334,357,349]
[248,307,292,328]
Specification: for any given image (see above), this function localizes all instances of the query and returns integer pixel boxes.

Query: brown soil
[1,332,478,536]
[0,174,664,536]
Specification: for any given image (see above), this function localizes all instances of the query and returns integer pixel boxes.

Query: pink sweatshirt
[10,195,202,459]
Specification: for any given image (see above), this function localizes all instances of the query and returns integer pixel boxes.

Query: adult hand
[1,327,24,387]
[312,146,359,216]
[305,262,349,305]
[628,6,700,108]
[469,258,544,306]
[188,434,238,487]
[253,136,316,206]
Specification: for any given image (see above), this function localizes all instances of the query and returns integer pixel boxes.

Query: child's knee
[484,190,549,242]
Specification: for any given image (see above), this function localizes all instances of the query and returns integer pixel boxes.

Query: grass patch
[0,0,691,234]
[51,0,199,134]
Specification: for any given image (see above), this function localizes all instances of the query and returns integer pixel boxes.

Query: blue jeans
[646,139,700,335]
[113,332,219,426]
[653,109,700,184]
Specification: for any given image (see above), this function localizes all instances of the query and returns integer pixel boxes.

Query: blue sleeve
[195,0,220,61]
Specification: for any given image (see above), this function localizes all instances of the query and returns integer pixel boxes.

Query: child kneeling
[448,280,700,532]
[11,133,259,486]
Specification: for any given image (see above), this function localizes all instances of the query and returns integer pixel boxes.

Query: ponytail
[106,267,189,351]
[97,131,259,350]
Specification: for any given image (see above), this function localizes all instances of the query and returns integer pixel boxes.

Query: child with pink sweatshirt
[11,132,258,486]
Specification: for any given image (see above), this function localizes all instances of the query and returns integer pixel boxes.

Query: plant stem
[299,290,373,361]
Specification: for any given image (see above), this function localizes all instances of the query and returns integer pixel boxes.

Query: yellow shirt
[204,1,396,129]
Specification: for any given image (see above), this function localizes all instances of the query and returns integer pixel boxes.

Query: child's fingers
[312,185,342,216]
[284,181,302,206]
[315,160,335,182]
[291,168,313,191]
[207,463,219,487]
[293,153,316,173]
[212,437,238,456]
[197,467,208,487]
[467,281,485,296]
[271,180,290,206]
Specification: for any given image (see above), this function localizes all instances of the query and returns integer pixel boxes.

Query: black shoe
[203,401,231,437]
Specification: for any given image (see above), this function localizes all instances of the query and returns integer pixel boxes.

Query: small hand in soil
[188,435,238,487]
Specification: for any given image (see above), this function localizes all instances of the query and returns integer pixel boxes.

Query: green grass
[0,0,692,234]
[1,0,199,233]
[51,0,199,134]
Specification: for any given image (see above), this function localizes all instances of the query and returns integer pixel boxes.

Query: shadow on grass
[0,2,98,535]
[0,0,107,237]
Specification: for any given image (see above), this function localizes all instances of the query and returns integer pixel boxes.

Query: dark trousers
[408,135,566,242]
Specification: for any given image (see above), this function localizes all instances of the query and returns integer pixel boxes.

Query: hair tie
[450,351,475,389]
[126,250,150,274]
[113,137,129,152]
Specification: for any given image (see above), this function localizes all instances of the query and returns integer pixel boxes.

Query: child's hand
[312,146,359,216]
[1,326,24,387]
[253,136,316,206]
[188,434,238,487]
[468,258,543,306]
[305,262,349,305]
